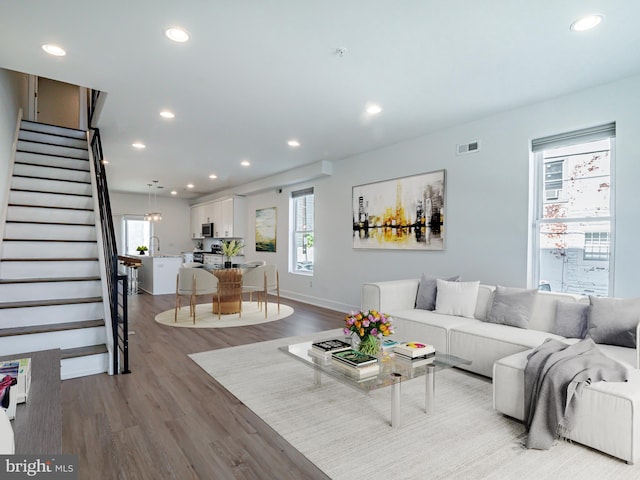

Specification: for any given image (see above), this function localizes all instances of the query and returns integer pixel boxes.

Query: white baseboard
[279,289,358,314]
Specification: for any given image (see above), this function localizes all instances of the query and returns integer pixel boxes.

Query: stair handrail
[89,126,130,374]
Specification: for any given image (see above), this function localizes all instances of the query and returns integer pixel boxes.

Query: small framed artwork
[255,207,277,252]
[352,169,445,250]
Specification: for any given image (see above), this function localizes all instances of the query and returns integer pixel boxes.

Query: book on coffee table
[331,349,378,367]
[394,342,435,359]
[331,359,380,380]
[311,339,352,353]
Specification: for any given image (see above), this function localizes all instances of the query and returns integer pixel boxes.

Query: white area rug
[190,329,638,480]
[155,302,293,328]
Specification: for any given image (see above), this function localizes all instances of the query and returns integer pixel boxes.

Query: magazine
[331,349,378,367]
[311,339,352,353]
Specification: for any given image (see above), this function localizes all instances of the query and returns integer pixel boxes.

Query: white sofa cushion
[435,280,479,318]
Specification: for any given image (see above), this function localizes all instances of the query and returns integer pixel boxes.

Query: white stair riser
[13,163,91,183]
[4,223,96,241]
[18,130,87,149]
[12,176,92,196]
[1,241,98,259]
[0,260,99,279]
[61,353,109,380]
[0,281,102,303]
[0,327,106,356]
[17,140,89,160]
[0,302,103,329]
[7,206,95,225]
[21,121,86,139]
[15,151,89,172]
[9,190,94,210]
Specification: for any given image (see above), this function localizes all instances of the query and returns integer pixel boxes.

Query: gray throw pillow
[415,274,460,310]
[552,301,589,338]
[587,296,640,348]
[487,286,537,329]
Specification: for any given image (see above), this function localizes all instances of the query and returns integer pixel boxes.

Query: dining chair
[263,264,280,318]
[242,265,267,307]
[190,268,221,322]
[175,267,196,322]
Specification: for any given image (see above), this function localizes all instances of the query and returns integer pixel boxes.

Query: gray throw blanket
[524,338,628,450]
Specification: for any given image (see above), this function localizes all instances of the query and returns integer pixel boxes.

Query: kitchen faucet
[149,236,160,255]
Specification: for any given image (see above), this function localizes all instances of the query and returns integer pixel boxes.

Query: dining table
[202,264,258,315]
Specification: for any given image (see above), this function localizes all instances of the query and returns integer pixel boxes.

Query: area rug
[190,329,637,480]
[155,302,293,328]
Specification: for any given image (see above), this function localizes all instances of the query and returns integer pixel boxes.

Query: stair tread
[5,220,95,226]
[0,319,104,337]
[14,161,89,173]
[8,203,93,212]
[16,150,89,162]
[0,297,103,309]
[0,276,101,284]
[3,238,97,243]
[11,188,91,198]
[61,344,108,359]
[1,257,99,262]
[21,120,86,135]
[13,174,90,185]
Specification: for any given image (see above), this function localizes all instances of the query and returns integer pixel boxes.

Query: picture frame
[352,169,445,250]
[255,207,277,252]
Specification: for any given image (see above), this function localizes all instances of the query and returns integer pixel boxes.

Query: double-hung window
[531,123,615,296]
[291,188,314,274]
[123,216,151,255]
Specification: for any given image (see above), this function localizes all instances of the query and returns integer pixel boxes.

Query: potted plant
[136,245,148,255]
[221,240,244,268]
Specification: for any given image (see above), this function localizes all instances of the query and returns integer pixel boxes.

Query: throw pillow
[416,274,461,310]
[487,286,537,329]
[552,301,589,338]
[434,279,480,318]
[587,296,640,348]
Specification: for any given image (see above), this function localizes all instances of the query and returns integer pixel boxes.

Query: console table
[0,349,61,454]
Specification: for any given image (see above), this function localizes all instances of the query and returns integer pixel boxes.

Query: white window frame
[290,188,314,276]
[122,215,153,256]
[530,123,615,295]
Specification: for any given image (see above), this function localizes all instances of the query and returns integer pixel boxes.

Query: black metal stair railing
[89,126,130,375]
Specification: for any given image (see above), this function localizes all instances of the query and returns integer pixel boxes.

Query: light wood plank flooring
[61,292,344,479]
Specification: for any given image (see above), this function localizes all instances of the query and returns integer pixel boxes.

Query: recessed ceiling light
[171,190,177,195]
[165,27,190,43]
[570,14,603,32]
[42,44,66,56]
[366,104,382,115]
[287,140,300,148]
[241,160,251,167]
[209,174,218,179]
[187,183,194,189]
[160,110,175,119]
[132,142,146,149]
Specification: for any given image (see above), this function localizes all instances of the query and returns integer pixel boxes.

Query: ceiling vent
[456,140,480,156]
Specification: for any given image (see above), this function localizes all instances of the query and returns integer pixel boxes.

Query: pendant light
[144,180,162,222]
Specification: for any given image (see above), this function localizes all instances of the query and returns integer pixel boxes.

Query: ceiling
[2,1,640,199]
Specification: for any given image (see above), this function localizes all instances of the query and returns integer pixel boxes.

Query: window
[531,123,614,296]
[291,188,314,274]
[123,216,151,255]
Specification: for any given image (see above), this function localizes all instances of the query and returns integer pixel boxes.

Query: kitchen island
[137,255,182,295]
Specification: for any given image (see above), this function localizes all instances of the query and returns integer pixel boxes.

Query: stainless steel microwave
[202,223,214,237]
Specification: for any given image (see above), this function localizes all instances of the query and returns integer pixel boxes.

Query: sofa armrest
[361,279,420,313]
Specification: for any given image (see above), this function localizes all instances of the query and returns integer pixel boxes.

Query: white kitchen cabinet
[202,202,215,224]
[138,255,183,295]
[190,204,205,239]
[215,196,245,238]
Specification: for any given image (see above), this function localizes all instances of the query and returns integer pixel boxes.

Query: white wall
[109,192,194,255]
[238,74,640,311]
[0,69,23,226]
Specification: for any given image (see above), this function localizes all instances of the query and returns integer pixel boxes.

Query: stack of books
[331,349,380,380]
[393,342,436,366]
[308,338,352,362]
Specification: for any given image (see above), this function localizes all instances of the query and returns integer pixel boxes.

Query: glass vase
[358,334,380,356]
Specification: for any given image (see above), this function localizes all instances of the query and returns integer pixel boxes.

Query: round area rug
[155,301,294,328]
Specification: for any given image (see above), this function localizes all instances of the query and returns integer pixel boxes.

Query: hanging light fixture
[144,180,162,222]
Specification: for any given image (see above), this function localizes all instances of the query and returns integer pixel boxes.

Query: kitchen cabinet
[190,204,205,238]
[202,202,215,224]
[214,196,246,238]
[138,255,183,295]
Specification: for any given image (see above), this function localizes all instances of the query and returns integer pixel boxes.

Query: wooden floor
[61,293,344,480]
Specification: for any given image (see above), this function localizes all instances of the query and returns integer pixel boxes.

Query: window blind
[531,122,616,152]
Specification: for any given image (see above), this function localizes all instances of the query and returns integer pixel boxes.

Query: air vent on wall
[456,140,480,156]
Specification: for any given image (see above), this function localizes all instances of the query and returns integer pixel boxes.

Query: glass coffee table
[278,339,470,428]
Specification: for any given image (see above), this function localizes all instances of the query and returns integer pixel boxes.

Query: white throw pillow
[435,279,480,318]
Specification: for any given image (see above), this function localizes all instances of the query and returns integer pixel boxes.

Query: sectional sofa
[361,276,640,464]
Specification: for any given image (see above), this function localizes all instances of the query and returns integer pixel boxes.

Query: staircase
[0,120,110,379]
